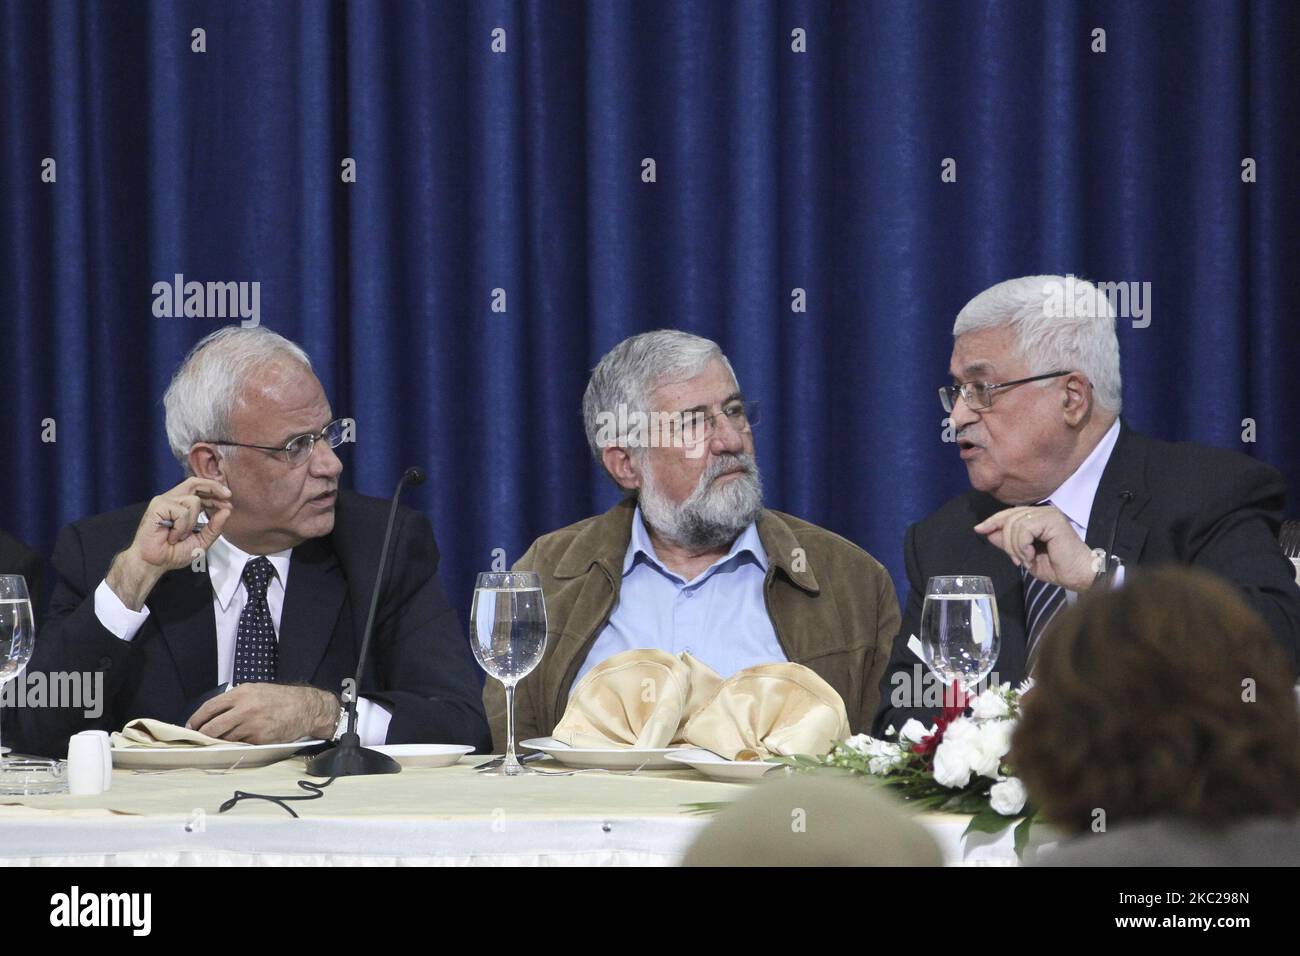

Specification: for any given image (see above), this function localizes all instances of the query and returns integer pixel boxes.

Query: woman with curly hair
[1012,565,1300,865]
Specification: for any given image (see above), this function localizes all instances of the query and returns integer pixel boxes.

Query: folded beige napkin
[552,649,692,748]
[551,649,848,758]
[110,718,247,750]
[682,662,851,760]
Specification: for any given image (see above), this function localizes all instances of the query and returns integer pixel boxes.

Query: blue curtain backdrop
[2,0,1297,630]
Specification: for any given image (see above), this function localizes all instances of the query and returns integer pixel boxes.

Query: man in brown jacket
[485,331,899,751]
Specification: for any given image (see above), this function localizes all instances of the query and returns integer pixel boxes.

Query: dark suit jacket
[0,528,45,614]
[12,490,490,757]
[873,423,1300,735]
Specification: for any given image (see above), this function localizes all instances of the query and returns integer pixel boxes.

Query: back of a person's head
[1013,566,1300,836]
[681,774,942,867]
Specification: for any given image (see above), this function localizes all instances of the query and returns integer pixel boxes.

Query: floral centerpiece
[775,680,1038,856]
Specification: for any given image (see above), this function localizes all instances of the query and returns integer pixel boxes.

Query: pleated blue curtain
[2,0,1297,622]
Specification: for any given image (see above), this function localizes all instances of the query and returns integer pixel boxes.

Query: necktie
[1021,501,1067,675]
[233,556,278,685]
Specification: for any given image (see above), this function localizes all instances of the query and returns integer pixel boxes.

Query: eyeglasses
[204,418,350,467]
[939,371,1070,413]
[668,400,760,446]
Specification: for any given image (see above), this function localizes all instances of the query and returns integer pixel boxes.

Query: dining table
[0,752,1054,866]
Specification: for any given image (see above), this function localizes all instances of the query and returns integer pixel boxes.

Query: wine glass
[920,575,1000,705]
[469,571,547,776]
[0,575,36,763]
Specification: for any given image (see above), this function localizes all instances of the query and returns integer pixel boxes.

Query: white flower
[839,735,904,774]
[942,716,982,750]
[970,719,1013,779]
[971,688,1010,720]
[932,742,973,787]
[931,718,981,788]
[899,719,934,745]
[842,733,873,755]
[862,738,905,775]
[989,777,1027,815]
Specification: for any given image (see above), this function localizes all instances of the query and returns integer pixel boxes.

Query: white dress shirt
[1040,417,1124,599]
[94,535,392,745]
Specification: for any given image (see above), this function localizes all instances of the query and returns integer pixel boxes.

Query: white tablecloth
[0,757,1052,866]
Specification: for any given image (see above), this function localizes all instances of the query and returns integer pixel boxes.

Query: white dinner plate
[519,737,683,770]
[664,748,786,782]
[370,744,474,768]
[111,739,323,771]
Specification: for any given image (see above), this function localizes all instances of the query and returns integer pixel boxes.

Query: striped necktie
[1020,501,1067,674]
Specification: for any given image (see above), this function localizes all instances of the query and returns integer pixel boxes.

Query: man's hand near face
[186,684,339,744]
[105,476,234,610]
[973,505,1098,592]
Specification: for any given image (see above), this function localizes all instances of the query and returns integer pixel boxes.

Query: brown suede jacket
[484,498,900,751]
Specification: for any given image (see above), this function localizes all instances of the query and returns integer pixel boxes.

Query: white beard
[638,453,764,551]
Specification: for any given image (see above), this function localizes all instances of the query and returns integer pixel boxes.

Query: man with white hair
[17,326,489,757]
[484,330,901,749]
[874,275,1300,734]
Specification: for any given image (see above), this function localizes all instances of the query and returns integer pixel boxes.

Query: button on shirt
[1039,417,1124,600]
[571,506,788,689]
[93,536,392,745]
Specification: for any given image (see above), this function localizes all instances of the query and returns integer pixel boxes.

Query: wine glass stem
[503,682,518,768]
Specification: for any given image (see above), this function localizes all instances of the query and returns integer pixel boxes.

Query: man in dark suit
[16,326,488,758]
[0,528,44,611]
[874,276,1300,735]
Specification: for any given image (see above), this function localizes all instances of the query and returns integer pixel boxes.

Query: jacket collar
[554,497,820,595]
[206,535,293,611]
[757,510,821,594]
[554,498,638,580]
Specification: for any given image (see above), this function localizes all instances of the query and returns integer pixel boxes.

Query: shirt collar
[1044,418,1122,533]
[206,534,293,611]
[624,505,768,582]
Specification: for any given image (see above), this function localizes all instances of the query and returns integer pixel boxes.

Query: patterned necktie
[1021,501,1067,675]
[233,556,278,685]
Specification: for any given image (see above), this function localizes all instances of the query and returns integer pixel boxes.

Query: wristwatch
[1090,550,1122,590]
[331,703,349,741]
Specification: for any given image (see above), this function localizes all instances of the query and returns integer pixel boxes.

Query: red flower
[909,681,970,757]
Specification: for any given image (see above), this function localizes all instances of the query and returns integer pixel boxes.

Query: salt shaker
[67,730,112,795]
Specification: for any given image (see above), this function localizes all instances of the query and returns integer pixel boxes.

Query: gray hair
[582,330,738,463]
[953,275,1123,413]
[163,326,313,468]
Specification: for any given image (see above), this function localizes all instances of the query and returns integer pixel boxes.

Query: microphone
[307,466,426,778]
[1102,490,1134,586]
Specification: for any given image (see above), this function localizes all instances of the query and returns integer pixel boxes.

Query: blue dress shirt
[570,506,788,689]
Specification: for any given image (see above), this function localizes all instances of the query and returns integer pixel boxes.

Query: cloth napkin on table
[550,648,849,758]
[110,718,247,749]
[682,662,851,760]
[551,649,697,748]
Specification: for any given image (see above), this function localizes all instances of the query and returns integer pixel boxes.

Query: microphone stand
[307,467,426,778]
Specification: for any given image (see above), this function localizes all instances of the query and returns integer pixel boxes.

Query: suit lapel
[545,567,618,726]
[1086,422,1151,565]
[277,536,346,683]
[151,566,219,701]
